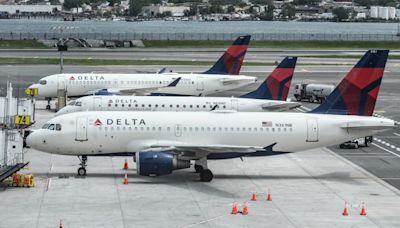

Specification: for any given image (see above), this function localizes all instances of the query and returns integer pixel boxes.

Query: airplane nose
[26,130,38,149]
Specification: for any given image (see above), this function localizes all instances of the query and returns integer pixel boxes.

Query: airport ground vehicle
[294,83,335,103]
[339,136,373,149]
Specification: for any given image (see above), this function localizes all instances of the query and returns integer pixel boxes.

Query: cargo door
[93,97,102,110]
[196,77,204,91]
[174,124,182,137]
[231,99,238,111]
[306,118,318,142]
[75,117,88,141]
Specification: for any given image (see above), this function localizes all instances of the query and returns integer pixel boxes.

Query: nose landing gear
[77,155,87,176]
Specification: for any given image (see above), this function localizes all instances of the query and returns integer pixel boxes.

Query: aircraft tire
[78,167,86,176]
[200,169,213,182]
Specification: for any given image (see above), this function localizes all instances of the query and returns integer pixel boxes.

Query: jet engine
[135,152,190,176]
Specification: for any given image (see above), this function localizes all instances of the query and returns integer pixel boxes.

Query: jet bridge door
[196,77,204,91]
[57,75,66,91]
[93,97,102,110]
[75,117,88,141]
[306,118,318,142]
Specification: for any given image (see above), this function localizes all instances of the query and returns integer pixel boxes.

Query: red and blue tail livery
[203,35,251,75]
[240,56,297,100]
[311,50,389,116]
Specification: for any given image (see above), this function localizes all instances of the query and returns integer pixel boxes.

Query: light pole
[51,26,78,73]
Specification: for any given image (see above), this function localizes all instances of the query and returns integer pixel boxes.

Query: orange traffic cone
[231,202,238,215]
[242,203,248,215]
[342,202,349,216]
[123,159,128,170]
[251,191,257,201]
[360,202,367,216]
[123,173,128,185]
[267,190,272,201]
[59,220,63,228]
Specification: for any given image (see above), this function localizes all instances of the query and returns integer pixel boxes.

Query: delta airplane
[26,50,396,182]
[55,57,300,116]
[28,36,255,107]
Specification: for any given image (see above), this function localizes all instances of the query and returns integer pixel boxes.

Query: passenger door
[57,75,66,91]
[231,99,238,111]
[75,117,88,141]
[93,97,102,111]
[196,76,204,91]
[306,118,318,142]
[174,124,182,137]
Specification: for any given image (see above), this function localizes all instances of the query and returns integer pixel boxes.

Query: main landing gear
[195,158,213,182]
[77,155,87,176]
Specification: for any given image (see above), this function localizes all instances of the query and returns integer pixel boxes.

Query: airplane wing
[341,121,395,131]
[261,102,301,111]
[121,77,182,95]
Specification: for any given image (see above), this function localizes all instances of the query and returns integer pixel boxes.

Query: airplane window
[99,127,102,131]
[242,128,246,131]
[122,104,125,107]
[192,81,194,84]
[207,127,210,131]
[42,124,50,129]
[248,128,252,132]
[56,124,62,131]
[162,104,165,108]
[290,128,293,132]
[190,105,193,108]
[140,127,144,131]
[213,127,216,131]
[48,124,55,130]
[146,127,150,131]
[39,80,47,85]
[278,128,281,132]
[260,128,263,131]
[176,105,179,108]
[284,128,287,132]
[183,105,186,108]
[158,127,162,131]
[108,104,111,107]
[170,105,173,108]
[155,104,158,108]
[149,104,151,108]
[225,127,228,131]
[197,105,199,108]
[116,127,120,131]
[160,81,162,84]
[272,128,275,132]
[142,104,145,107]
[223,106,226,109]
[195,127,198,131]
[189,127,192,131]
[152,127,156,131]
[128,104,131,107]
[210,105,213,108]
[123,127,126,131]
[104,127,108,131]
[254,128,257,132]
[115,104,118,107]
[183,127,187,131]
[75,102,82,106]
[218,127,222,131]
[110,127,114,131]
[167,127,170,131]
[203,105,206,108]
[266,128,269,132]
[134,127,137,131]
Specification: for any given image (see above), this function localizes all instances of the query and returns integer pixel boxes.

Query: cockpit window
[75,102,82,106]
[68,101,76,106]
[48,124,55,130]
[42,123,50,129]
[39,80,47,85]
[56,124,62,131]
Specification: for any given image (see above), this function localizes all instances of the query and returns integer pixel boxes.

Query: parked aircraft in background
[28,35,254,108]
[26,50,394,182]
[55,57,299,116]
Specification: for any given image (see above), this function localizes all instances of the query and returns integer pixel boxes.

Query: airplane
[28,35,255,109]
[55,57,300,116]
[26,50,396,182]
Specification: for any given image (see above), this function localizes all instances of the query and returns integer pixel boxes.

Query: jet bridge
[0,83,34,183]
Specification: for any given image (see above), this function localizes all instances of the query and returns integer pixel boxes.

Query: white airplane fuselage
[29,73,257,98]
[27,111,394,157]
[56,95,300,116]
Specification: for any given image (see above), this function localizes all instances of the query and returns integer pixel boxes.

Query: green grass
[0,40,48,49]
[143,40,400,49]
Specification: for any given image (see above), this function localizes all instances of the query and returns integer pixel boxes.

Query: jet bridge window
[39,80,47,85]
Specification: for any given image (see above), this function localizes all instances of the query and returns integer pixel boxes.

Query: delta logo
[69,76,75,80]
[94,119,102,126]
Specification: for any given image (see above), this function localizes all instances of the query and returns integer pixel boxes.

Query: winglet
[310,50,389,116]
[203,35,251,75]
[167,77,181,87]
[240,57,297,100]
[158,67,167,74]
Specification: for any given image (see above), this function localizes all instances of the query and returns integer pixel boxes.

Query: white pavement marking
[394,133,400,137]
[372,143,400,158]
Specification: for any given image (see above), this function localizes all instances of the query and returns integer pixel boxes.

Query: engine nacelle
[136,152,190,176]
